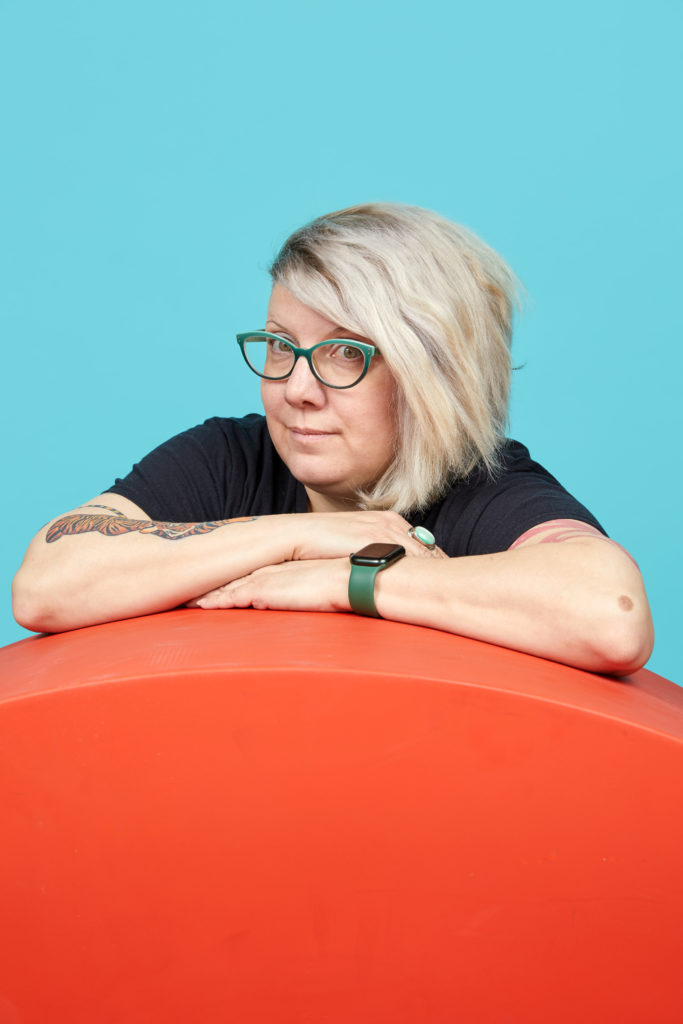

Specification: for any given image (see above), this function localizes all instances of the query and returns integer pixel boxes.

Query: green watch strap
[348,543,406,618]
[348,563,384,618]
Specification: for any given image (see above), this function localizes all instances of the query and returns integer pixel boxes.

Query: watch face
[350,543,406,566]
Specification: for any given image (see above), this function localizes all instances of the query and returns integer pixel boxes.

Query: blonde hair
[270,202,520,514]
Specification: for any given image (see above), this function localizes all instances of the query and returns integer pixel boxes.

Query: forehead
[266,284,350,339]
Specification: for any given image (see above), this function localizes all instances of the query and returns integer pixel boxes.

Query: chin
[299,476,353,499]
[285,455,348,491]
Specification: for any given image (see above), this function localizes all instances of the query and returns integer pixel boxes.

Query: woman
[12,203,653,673]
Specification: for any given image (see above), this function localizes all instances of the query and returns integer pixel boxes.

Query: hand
[187,558,350,613]
[291,510,447,562]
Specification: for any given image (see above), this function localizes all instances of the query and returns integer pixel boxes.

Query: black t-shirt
[106,413,605,556]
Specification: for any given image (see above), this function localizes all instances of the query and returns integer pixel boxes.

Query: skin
[261,284,399,513]
[12,286,654,675]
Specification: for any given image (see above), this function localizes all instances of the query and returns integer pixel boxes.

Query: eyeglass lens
[242,336,367,387]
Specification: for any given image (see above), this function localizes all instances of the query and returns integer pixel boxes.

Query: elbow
[588,598,655,677]
[12,567,63,634]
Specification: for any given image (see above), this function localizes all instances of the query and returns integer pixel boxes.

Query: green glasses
[236,331,376,389]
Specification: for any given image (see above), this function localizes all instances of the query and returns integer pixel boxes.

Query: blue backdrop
[2,0,680,681]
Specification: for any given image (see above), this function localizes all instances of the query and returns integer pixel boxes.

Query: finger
[194,588,239,609]
[189,580,247,608]
[186,585,229,606]
[403,527,443,559]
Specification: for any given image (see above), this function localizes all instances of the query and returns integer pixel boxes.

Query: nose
[283,353,327,406]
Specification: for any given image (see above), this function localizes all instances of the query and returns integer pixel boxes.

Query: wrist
[335,558,353,612]
[348,543,406,618]
[274,513,308,562]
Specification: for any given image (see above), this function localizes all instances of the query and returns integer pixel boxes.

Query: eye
[269,336,293,355]
[329,343,364,361]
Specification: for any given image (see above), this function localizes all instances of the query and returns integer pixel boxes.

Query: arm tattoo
[510,519,639,567]
[46,513,258,543]
[80,504,127,516]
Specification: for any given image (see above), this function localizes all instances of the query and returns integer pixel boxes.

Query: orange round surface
[1,610,681,1023]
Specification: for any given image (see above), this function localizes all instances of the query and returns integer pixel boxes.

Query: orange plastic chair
[1,609,681,1023]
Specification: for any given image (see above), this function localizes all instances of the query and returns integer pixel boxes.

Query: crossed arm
[12,495,654,675]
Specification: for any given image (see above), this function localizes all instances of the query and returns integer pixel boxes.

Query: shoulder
[469,439,560,483]
[421,440,605,556]
[181,413,271,450]
[105,414,290,522]
[135,413,278,473]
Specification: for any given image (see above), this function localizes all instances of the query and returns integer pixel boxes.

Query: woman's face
[261,284,397,512]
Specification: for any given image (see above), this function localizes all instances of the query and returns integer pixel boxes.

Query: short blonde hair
[270,202,520,514]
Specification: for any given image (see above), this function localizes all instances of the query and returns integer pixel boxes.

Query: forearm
[373,540,653,674]
[12,502,423,633]
[12,508,296,633]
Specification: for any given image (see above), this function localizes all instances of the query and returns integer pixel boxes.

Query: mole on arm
[618,595,634,612]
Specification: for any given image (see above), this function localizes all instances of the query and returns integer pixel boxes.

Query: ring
[408,525,436,550]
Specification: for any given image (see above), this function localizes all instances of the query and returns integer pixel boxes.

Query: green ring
[410,525,436,548]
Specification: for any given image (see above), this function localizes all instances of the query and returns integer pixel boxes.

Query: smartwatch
[348,543,406,618]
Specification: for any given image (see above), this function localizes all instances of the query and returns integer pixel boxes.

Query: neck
[305,487,360,514]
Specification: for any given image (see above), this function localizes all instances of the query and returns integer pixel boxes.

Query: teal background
[1,0,680,681]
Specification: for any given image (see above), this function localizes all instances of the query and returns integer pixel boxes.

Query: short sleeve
[106,414,304,521]
[419,442,606,557]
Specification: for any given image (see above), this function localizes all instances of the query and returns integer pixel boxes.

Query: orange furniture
[1,609,682,1023]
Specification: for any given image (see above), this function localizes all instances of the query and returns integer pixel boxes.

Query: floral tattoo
[46,504,258,543]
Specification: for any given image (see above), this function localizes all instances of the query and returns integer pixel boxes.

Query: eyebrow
[265,318,365,338]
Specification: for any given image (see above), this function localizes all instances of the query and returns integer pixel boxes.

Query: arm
[374,521,653,674]
[12,495,428,633]
[190,521,653,675]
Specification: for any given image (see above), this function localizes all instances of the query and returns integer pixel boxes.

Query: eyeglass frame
[236,331,377,390]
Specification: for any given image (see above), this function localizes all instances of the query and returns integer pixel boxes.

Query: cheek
[371,373,398,430]
[260,381,280,420]
[259,384,280,448]
[360,382,398,462]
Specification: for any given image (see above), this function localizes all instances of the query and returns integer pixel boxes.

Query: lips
[289,427,335,436]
